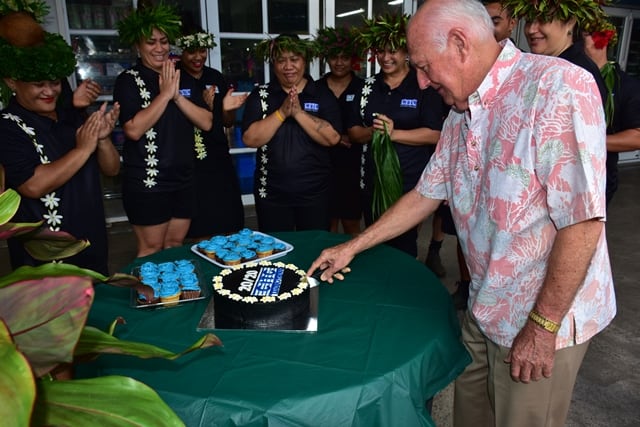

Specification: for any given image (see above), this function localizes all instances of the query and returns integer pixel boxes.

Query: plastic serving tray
[190,231,294,268]
[130,261,209,309]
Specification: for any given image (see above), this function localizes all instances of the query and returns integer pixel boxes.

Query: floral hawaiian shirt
[417,40,616,349]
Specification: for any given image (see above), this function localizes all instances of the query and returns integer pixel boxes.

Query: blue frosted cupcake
[256,244,274,258]
[240,249,257,262]
[273,241,287,253]
[159,281,181,306]
[222,252,242,266]
[180,272,201,299]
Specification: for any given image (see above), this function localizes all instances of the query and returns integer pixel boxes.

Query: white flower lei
[126,69,159,188]
[2,113,63,231]
[257,84,270,199]
[359,76,376,190]
[176,33,216,51]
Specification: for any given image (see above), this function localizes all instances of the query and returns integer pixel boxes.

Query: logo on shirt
[400,98,418,108]
[304,102,320,113]
[346,94,355,102]
[179,88,192,98]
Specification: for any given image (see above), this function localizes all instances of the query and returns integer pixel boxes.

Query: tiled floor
[2,166,639,426]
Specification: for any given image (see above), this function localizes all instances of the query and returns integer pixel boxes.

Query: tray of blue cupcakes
[190,228,293,268]
[131,259,209,308]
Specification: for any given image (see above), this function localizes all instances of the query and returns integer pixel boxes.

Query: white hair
[416,0,495,52]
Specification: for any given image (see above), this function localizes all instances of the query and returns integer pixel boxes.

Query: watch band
[528,310,561,334]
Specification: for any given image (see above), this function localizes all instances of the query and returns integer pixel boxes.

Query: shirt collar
[469,39,521,114]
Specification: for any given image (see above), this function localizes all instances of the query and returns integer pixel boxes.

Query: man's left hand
[505,321,556,383]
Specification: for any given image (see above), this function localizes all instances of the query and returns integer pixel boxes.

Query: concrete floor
[1,166,638,426]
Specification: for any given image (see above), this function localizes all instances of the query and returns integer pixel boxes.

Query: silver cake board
[196,286,318,333]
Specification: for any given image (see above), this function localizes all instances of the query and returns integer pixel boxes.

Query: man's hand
[307,242,356,283]
[505,321,556,383]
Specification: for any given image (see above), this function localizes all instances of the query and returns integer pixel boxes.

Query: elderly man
[308,0,616,426]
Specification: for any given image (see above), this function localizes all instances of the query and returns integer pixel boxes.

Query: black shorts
[123,186,196,226]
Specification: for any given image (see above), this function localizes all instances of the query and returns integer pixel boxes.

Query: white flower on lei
[260,176,267,186]
[146,168,159,177]
[260,99,268,112]
[43,210,63,227]
[40,192,60,209]
[361,84,372,97]
[2,113,20,122]
[145,155,159,167]
[259,88,268,98]
[145,129,157,140]
[145,141,158,153]
[258,187,267,198]
[143,177,157,188]
[140,88,151,101]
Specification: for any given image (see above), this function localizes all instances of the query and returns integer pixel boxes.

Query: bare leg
[341,218,361,236]
[330,217,340,233]
[163,217,191,249]
[132,222,170,258]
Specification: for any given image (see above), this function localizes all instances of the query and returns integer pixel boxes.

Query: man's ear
[449,27,469,63]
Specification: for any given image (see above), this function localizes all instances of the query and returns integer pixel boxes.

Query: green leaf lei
[254,35,316,63]
[356,13,409,53]
[0,0,49,22]
[117,3,182,46]
[501,0,610,25]
[358,76,403,219]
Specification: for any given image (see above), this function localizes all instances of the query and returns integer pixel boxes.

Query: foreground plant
[0,189,222,426]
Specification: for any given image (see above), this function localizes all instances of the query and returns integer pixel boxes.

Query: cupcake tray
[189,231,294,268]
[130,262,209,309]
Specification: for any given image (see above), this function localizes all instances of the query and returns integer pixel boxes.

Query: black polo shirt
[317,72,365,134]
[346,68,449,192]
[606,64,640,202]
[241,77,342,204]
[0,98,108,274]
[114,61,196,193]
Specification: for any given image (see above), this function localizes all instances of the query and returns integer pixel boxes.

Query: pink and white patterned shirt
[417,40,616,349]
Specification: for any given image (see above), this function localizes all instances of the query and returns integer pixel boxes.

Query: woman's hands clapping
[159,59,180,102]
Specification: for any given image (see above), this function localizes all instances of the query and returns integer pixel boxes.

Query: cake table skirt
[77,231,470,427]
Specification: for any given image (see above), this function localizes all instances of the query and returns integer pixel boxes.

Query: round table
[78,231,470,427]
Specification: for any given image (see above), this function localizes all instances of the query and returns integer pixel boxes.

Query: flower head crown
[117,3,182,46]
[584,16,618,48]
[176,32,217,51]
[254,34,317,63]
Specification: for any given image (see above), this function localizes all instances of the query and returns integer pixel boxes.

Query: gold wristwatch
[528,310,561,334]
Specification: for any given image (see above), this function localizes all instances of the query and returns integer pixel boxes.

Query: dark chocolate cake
[212,261,310,329]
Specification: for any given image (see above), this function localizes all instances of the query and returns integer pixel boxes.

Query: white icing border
[212,260,309,304]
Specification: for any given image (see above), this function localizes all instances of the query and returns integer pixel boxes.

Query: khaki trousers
[453,311,589,427]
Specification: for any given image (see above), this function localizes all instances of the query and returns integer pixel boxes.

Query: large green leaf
[22,230,91,261]
[33,376,185,427]
[0,220,44,240]
[0,263,107,289]
[0,189,20,225]
[75,325,223,360]
[0,276,94,377]
[0,320,35,427]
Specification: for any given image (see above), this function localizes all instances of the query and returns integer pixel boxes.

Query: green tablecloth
[78,231,470,427]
